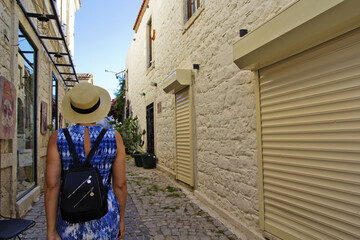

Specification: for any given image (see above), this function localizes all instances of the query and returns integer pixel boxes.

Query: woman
[45,82,127,239]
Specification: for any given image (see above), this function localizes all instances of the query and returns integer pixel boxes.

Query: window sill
[183,6,204,34]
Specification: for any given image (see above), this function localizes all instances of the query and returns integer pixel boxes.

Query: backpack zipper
[67,175,92,199]
[73,186,95,208]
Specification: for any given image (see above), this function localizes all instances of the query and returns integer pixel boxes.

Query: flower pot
[132,154,143,167]
[142,153,156,169]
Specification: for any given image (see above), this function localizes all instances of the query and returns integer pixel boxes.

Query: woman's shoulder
[48,130,59,147]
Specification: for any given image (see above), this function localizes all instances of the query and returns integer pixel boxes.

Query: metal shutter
[258,28,360,240]
[175,87,194,186]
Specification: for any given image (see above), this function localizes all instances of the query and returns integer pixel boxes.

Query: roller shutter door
[259,28,360,240]
[175,87,194,186]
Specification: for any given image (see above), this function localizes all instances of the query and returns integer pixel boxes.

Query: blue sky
[74,1,143,99]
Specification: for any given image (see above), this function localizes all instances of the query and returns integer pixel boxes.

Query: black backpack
[60,128,110,223]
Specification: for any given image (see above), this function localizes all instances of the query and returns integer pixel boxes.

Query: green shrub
[113,116,145,154]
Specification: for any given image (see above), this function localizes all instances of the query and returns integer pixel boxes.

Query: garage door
[259,28,360,240]
[175,87,194,186]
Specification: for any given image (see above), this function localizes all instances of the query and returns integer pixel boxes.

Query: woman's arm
[44,130,62,240]
[112,131,127,239]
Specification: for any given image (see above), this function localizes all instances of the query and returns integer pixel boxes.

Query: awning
[163,69,192,94]
[16,0,79,87]
[233,0,360,70]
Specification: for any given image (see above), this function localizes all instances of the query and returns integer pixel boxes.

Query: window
[147,18,153,69]
[183,0,201,24]
[52,73,58,130]
[17,26,37,199]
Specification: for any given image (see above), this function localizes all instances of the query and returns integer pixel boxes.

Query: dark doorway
[146,103,154,154]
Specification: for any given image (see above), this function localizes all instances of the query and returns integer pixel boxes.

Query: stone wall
[126,0,296,238]
[0,0,69,217]
[1,0,18,216]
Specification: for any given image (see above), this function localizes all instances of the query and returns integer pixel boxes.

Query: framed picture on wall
[0,76,16,139]
[41,101,48,135]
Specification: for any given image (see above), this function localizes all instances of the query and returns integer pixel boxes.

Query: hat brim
[61,86,111,124]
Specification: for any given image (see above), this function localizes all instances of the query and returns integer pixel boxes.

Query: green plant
[113,116,146,154]
[149,184,159,192]
[108,72,126,123]
[162,206,179,212]
[47,123,54,132]
[166,193,181,198]
[162,185,178,192]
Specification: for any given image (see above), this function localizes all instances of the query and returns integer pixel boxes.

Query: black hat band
[71,98,100,114]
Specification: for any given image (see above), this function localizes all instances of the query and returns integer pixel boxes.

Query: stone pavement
[20,157,240,239]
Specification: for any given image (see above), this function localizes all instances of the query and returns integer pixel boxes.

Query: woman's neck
[77,123,97,126]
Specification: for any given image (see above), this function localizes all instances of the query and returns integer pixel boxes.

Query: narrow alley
[20,156,240,240]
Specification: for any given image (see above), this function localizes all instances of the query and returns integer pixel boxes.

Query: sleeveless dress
[56,125,120,239]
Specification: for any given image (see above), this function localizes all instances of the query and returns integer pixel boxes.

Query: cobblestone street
[20,157,240,239]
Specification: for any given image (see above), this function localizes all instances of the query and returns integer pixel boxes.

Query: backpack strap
[84,128,108,166]
[63,127,111,184]
[63,127,108,167]
[85,128,112,186]
[63,128,81,167]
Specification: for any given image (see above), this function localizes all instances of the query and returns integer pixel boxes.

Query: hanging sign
[0,76,16,139]
[41,101,48,135]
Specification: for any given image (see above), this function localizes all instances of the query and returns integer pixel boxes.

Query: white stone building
[126,0,360,239]
[0,0,80,217]
[77,73,94,84]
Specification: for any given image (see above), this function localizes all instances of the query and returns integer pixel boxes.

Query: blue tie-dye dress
[56,125,120,239]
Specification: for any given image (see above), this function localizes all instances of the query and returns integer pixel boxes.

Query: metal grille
[259,28,360,240]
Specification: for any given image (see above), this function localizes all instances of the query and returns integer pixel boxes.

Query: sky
[73,0,143,99]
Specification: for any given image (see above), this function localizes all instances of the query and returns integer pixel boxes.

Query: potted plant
[141,153,157,169]
[132,153,144,167]
[113,116,146,167]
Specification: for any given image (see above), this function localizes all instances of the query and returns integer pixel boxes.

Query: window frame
[146,18,154,70]
[187,0,200,20]
[16,24,38,200]
[182,0,204,32]
[52,73,58,130]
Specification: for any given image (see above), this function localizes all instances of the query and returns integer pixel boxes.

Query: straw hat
[61,82,111,123]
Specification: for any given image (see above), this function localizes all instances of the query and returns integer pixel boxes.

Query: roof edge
[133,0,150,33]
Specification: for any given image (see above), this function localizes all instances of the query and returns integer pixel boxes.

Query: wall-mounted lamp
[193,64,200,70]
[54,52,63,59]
[239,29,248,37]
[150,82,157,87]
[37,14,49,22]
[37,0,50,35]
[140,92,146,96]
[37,14,49,35]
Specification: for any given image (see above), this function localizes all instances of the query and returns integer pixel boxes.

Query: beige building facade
[77,73,94,84]
[126,0,360,239]
[0,0,80,217]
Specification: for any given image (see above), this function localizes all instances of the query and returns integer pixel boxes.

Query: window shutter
[258,28,360,240]
[175,87,194,186]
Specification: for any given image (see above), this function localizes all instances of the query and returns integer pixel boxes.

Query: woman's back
[56,125,120,239]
